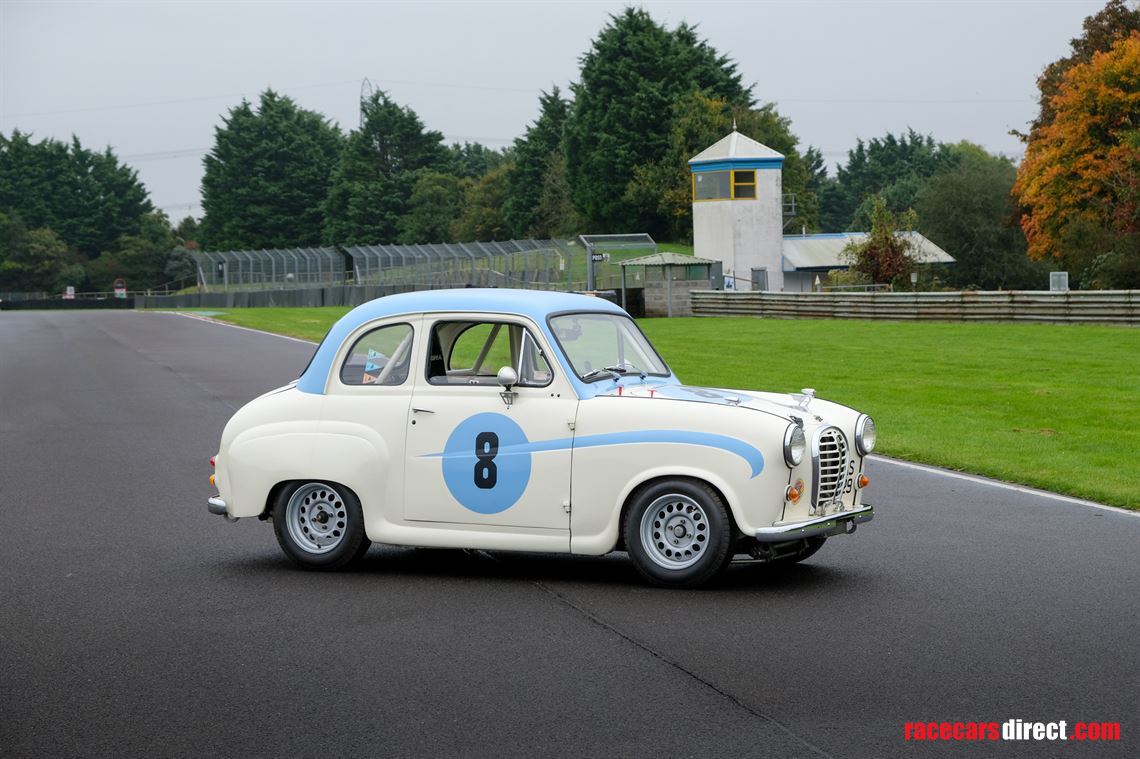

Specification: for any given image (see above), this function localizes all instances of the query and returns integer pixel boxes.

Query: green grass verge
[197,307,1140,509]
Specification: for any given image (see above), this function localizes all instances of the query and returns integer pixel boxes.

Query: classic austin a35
[208,289,875,587]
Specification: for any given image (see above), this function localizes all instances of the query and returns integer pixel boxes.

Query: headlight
[783,424,806,467]
[855,415,876,456]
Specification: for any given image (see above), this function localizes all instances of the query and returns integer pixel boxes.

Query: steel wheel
[625,479,733,587]
[285,483,348,555]
[640,494,710,570]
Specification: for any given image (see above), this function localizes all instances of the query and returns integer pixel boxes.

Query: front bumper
[754,504,874,543]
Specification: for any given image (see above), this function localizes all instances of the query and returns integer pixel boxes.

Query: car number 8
[474,431,499,489]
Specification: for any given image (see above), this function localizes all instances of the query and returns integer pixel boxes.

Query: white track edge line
[167,311,318,345]
[869,455,1138,518]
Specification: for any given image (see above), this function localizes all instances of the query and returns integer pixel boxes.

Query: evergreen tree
[399,171,464,244]
[85,210,178,291]
[323,91,449,245]
[624,92,814,241]
[820,130,959,232]
[504,87,571,236]
[201,90,342,250]
[564,8,751,232]
[0,212,82,292]
[0,131,152,257]
[448,142,509,179]
[529,151,581,239]
[451,165,513,242]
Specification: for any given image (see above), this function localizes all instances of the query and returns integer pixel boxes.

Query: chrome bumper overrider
[207,496,228,516]
[754,504,874,543]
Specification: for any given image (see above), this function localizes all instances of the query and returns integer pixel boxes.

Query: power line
[2,76,542,120]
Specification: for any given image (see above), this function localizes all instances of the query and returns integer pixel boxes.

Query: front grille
[813,427,850,507]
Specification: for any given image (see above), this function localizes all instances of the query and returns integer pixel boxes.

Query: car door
[404,314,577,531]
[319,316,420,523]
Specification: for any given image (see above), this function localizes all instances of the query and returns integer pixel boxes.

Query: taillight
[210,456,216,468]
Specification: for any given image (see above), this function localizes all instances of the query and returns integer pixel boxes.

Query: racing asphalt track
[1,310,1137,759]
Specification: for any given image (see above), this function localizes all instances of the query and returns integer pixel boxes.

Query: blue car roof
[296,288,631,395]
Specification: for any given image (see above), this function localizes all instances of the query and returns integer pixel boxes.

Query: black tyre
[272,481,370,570]
[624,479,734,588]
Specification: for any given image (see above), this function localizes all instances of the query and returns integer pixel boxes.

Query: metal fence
[191,247,345,290]
[344,239,576,290]
[690,290,1140,325]
[188,238,666,293]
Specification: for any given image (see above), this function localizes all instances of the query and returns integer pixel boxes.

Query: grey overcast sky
[0,0,1110,221]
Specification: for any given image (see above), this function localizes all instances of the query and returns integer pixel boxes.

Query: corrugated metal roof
[619,252,719,267]
[781,232,955,270]
[689,131,784,164]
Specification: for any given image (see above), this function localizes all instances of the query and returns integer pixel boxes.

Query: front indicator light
[785,485,801,503]
[858,474,870,489]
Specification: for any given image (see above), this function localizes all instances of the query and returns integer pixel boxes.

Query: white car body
[209,289,875,585]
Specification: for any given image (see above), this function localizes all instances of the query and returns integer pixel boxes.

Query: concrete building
[689,131,785,291]
[690,131,954,291]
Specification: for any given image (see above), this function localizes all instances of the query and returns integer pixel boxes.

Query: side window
[427,320,552,387]
[339,323,414,386]
[450,323,513,374]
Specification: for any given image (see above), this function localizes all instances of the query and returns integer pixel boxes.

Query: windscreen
[549,312,669,381]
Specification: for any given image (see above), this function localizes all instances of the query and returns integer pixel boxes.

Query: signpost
[63,286,75,300]
[113,278,127,299]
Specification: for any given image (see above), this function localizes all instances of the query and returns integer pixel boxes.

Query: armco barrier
[136,285,418,310]
[136,285,623,311]
[0,297,135,311]
[689,290,1140,325]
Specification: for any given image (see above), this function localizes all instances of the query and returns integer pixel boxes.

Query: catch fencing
[690,290,1140,325]
[343,240,575,290]
[189,238,660,293]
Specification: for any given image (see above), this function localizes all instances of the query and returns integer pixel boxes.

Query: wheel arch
[617,474,735,552]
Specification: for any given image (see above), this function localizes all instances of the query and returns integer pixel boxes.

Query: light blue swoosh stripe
[424,430,764,478]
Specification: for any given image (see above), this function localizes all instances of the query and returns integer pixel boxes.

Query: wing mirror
[497,366,518,409]
[497,366,518,390]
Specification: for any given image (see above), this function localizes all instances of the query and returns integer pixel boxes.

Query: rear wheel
[273,481,370,570]
[624,479,733,588]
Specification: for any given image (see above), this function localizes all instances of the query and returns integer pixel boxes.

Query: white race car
[208,289,875,587]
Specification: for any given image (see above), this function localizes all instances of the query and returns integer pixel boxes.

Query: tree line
[1,3,1137,294]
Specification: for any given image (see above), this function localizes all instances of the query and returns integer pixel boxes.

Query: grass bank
[199,307,1140,509]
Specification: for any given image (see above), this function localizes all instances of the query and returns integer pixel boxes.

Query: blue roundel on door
[440,413,532,514]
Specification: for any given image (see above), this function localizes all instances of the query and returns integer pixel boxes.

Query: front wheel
[624,479,734,588]
[273,481,370,570]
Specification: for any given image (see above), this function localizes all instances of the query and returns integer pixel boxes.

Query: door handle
[412,407,435,414]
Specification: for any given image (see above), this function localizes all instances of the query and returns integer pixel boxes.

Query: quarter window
[339,323,414,386]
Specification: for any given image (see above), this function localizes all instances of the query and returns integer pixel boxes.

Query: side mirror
[497,366,518,391]
[497,367,519,409]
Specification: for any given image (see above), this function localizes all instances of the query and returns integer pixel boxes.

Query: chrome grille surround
[812,426,850,509]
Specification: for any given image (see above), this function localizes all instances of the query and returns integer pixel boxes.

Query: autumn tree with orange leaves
[1014,32,1140,288]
